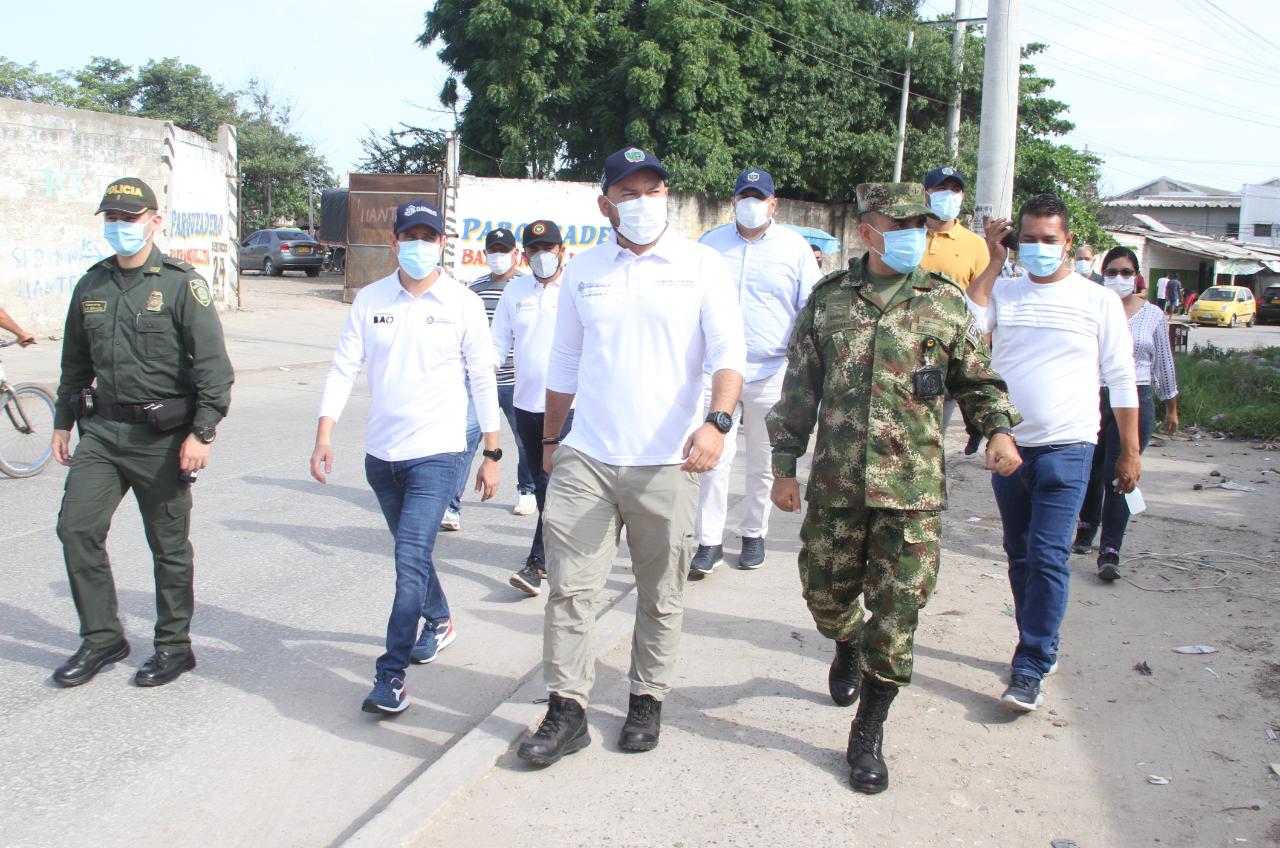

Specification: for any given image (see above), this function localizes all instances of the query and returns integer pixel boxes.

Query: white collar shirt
[318,269,500,461]
[700,221,822,382]
[490,270,568,413]
[546,229,746,466]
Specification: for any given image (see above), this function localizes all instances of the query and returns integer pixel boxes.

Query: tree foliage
[356,124,449,174]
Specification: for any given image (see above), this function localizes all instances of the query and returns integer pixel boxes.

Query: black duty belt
[96,398,195,425]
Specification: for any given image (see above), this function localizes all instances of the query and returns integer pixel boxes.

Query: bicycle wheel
[0,383,56,478]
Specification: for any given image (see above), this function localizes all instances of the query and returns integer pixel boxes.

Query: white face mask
[486,251,514,276]
[735,197,771,229]
[1075,259,1093,275]
[607,195,667,245]
[928,190,963,222]
[1103,274,1136,297]
[530,250,561,279]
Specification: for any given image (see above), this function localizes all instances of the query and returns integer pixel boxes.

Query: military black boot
[618,693,663,752]
[828,635,862,707]
[846,675,899,794]
[517,693,590,766]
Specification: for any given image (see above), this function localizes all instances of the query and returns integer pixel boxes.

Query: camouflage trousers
[798,504,941,688]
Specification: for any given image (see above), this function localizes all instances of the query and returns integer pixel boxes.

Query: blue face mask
[103,219,149,256]
[928,190,963,222]
[871,226,927,274]
[1018,242,1065,278]
[397,239,441,279]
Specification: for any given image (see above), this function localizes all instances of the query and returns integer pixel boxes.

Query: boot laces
[630,696,658,721]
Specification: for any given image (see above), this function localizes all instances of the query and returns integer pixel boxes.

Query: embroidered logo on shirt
[188,278,212,308]
[373,313,395,324]
[654,279,695,288]
[146,291,164,312]
[82,300,107,314]
[425,316,456,325]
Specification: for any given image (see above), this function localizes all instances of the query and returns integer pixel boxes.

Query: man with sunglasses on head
[50,177,233,689]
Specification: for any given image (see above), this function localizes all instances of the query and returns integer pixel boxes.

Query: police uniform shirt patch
[82,300,107,314]
[188,278,212,308]
[146,291,164,312]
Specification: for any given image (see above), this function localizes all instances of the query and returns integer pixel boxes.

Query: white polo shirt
[700,221,821,382]
[546,230,746,466]
[967,271,1137,447]
[490,271,566,414]
[318,269,500,462]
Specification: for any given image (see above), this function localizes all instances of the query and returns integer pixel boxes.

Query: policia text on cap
[49,177,234,689]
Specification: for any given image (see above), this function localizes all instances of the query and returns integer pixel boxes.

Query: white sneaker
[513,493,537,516]
[440,509,461,531]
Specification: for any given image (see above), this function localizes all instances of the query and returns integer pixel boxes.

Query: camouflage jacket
[767,256,1020,510]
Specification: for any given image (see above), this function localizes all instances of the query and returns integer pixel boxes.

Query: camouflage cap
[855,182,937,220]
[96,177,158,214]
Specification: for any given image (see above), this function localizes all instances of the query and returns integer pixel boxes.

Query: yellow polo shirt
[921,222,989,286]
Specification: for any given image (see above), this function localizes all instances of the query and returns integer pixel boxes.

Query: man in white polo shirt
[966,193,1140,714]
[310,200,502,715]
[516,147,746,766]
[694,168,820,575]
[490,219,574,597]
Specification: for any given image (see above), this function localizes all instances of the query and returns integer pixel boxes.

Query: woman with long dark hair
[1072,246,1179,579]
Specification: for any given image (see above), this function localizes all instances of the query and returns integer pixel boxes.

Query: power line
[1199,0,1280,59]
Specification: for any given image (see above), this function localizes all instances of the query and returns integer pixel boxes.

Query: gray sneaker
[738,536,765,569]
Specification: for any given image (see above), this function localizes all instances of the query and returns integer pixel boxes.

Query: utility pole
[974,0,1021,226]
[892,28,914,182]
[945,0,970,159]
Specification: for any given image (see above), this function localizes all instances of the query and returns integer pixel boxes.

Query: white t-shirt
[1156,276,1170,299]
[967,271,1137,447]
[318,270,500,461]
[490,271,565,414]
[546,230,747,466]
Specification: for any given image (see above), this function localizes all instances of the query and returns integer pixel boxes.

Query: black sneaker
[1070,522,1096,555]
[618,693,662,752]
[737,536,765,569]
[510,556,546,597]
[688,544,723,580]
[517,693,590,766]
[1001,674,1043,711]
[1097,547,1121,581]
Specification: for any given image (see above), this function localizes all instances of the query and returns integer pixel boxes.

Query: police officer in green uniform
[767,183,1022,794]
[50,177,233,688]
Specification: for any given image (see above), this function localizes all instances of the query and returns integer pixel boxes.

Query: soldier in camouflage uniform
[767,183,1022,794]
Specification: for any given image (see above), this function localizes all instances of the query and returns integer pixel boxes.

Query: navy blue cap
[923,167,965,191]
[394,199,443,235]
[601,146,670,193]
[734,168,775,197]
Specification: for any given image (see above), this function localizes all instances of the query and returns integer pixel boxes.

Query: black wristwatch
[482,448,503,461]
[988,426,1015,442]
[191,425,217,444]
[705,411,733,434]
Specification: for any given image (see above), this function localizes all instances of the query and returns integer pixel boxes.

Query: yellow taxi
[1187,285,1257,328]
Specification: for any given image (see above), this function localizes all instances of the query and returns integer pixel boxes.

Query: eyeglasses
[1103,268,1136,278]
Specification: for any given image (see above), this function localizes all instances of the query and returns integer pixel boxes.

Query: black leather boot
[134,650,196,687]
[517,693,590,766]
[53,640,130,687]
[618,693,662,752]
[828,635,862,707]
[846,675,898,794]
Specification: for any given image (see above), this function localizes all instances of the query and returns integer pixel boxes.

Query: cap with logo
[856,183,938,220]
[522,220,563,248]
[601,146,671,194]
[96,177,158,215]
[734,168,776,198]
[923,166,966,191]
[394,199,443,236]
[485,228,517,251]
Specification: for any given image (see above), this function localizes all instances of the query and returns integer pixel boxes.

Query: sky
[3,0,1278,197]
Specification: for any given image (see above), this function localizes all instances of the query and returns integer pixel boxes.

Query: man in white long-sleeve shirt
[966,193,1141,714]
[309,200,501,715]
[516,146,746,767]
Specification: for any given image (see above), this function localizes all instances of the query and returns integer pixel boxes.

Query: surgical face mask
[486,250,514,276]
[607,195,667,245]
[928,190,963,222]
[735,197,771,229]
[1074,259,1093,275]
[530,250,561,279]
[397,239,440,279]
[869,226,927,274]
[1018,242,1065,278]
[104,219,150,256]
[1103,273,1136,297]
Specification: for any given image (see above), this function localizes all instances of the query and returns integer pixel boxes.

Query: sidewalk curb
[341,585,640,848]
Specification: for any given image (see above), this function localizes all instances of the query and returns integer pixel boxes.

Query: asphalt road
[1180,315,1280,351]
[0,273,632,848]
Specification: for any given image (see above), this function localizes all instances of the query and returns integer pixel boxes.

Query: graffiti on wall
[8,239,107,300]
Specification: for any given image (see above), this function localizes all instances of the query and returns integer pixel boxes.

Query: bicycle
[0,339,55,478]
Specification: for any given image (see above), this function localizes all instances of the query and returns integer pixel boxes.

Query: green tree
[135,59,239,140]
[71,57,139,114]
[0,57,73,104]
[356,123,449,174]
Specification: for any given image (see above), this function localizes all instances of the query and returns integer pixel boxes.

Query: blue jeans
[1079,386,1156,552]
[992,442,1095,680]
[448,383,534,513]
[365,451,463,677]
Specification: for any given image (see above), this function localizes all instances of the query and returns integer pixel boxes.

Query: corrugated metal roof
[1107,226,1280,273]
[1102,198,1241,209]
